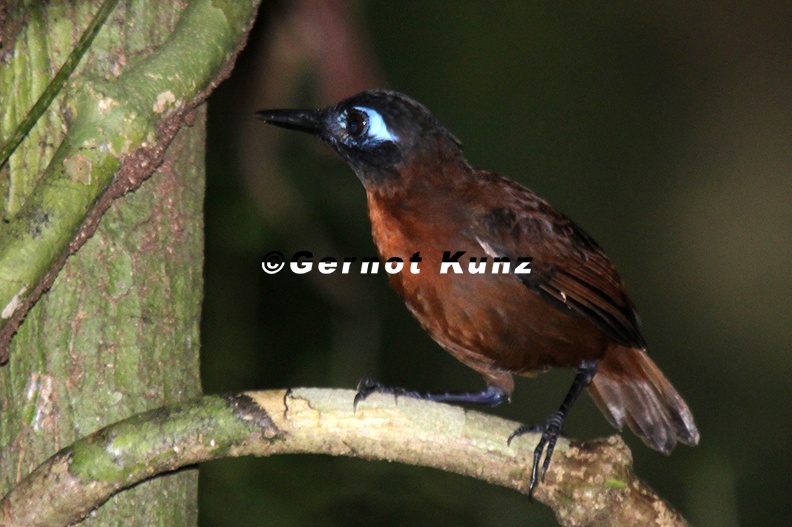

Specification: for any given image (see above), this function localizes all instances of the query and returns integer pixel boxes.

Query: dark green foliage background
[200,2,791,525]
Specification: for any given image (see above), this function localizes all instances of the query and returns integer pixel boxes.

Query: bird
[256,89,699,497]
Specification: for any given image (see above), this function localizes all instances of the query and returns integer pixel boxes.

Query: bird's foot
[353,378,420,410]
[507,410,566,500]
[354,379,509,410]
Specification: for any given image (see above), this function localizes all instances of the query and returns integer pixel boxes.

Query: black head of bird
[256,90,467,189]
[257,89,699,498]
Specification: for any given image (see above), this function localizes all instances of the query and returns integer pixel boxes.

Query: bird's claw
[353,378,382,411]
[353,378,416,411]
[508,411,566,500]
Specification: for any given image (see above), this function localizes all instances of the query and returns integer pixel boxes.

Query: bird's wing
[470,182,646,350]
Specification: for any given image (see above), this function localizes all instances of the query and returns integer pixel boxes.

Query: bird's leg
[508,360,599,499]
[354,378,509,410]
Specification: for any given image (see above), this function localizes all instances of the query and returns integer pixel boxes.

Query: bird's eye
[346,109,368,138]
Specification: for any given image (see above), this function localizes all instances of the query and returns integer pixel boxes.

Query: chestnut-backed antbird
[256,90,699,496]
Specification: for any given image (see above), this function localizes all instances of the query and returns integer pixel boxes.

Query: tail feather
[588,346,699,453]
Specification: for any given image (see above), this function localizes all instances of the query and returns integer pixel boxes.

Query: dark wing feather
[470,177,646,350]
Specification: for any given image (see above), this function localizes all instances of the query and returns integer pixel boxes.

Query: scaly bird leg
[508,360,599,499]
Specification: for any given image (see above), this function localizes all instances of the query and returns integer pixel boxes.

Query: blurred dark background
[199,1,791,525]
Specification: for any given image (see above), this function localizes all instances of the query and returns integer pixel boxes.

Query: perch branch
[0,388,690,527]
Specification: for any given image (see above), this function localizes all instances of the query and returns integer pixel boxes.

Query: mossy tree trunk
[0,113,205,525]
[0,0,254,524]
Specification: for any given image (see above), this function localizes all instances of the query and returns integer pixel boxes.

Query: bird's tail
[588,346,700,453]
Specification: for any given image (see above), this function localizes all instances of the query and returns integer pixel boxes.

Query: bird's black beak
[255,109,324,136]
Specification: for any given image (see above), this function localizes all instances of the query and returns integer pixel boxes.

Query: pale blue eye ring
[339,106,398,143]
[355,106,398,142]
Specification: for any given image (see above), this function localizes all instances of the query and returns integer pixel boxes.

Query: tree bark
[0,107,206,525]
[0,0,260,524]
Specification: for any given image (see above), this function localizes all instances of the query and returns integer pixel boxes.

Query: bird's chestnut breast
[365,188,608,374]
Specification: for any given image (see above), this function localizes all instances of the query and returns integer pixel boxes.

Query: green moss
[605,478,629,489]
